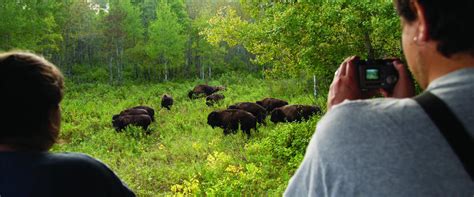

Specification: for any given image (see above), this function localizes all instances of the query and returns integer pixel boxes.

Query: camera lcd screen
[365,69,379,80]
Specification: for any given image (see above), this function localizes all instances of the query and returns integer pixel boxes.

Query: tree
[0,0,62,55]
[203,1,400,87]
[146,0,186,81]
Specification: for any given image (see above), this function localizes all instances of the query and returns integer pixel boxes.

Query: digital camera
[355,59,399,91]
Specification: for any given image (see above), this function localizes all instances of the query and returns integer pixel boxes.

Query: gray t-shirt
[284,68,474,196]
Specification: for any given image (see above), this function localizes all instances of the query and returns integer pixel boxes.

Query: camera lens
[386,75,398,84]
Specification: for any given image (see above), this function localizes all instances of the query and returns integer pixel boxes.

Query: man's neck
[427,52,474,86]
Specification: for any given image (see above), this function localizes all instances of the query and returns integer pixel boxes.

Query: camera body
[355,59,399,91]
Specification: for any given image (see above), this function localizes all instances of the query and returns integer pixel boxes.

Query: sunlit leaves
[146,0,186,67]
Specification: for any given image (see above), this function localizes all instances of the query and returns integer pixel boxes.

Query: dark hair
[0,51,64,151]
[394,0,474,57]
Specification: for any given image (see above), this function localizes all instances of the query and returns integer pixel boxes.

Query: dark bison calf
[207,109,257,137]
[112,114,152,132]
[228,102,267,125]
[161,94,173,110]
[270,105,321,123]
[206,93,225,106]
[188,84,225,99]
[256,98,288,113]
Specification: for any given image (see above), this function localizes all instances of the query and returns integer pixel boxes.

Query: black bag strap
[414,91,474,180]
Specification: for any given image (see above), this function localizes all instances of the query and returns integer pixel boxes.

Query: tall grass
[52,75,326,196]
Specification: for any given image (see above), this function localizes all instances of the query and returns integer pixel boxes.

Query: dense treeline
[1,0,400,88]
[0,0,253,83]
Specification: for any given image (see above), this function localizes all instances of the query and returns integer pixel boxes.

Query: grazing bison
[206,93,225,106]
[228,102,267,125]
[207,109,257,137]
[188,84,225,99]
[256,98,288,112]
[115,108,148,119]
[161,94,173,110]
[112,114,152,132]
[130,106,155,121]
[270,105,321,123]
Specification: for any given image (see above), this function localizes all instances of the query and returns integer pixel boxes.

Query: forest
[1,0,402,195]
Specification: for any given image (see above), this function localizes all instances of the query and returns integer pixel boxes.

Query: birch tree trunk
[108,57,114,84]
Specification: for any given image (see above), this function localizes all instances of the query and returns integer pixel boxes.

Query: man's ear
[413,0,429,42]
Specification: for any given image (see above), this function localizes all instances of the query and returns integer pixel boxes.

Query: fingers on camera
[336,55,359,78]
[393,60,406,75]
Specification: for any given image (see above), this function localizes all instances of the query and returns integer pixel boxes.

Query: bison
[270,105,321,123]
[161,94,173,110]
[188,84,225,99]
[256,98,288,113]
[112,114,152,132]
[130,106,155,121]
[206,93,225,106]
[114,108,149,120]
[207,109,257,137]
[228,102,267,125]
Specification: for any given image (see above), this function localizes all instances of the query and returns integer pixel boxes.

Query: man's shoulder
[312,98,426,156]
[332,97,417,115]
[320,98,419,131]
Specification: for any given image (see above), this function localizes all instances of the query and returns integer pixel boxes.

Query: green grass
[52,75,326,196]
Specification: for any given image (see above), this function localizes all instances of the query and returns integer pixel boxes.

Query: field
[51,74,326,196]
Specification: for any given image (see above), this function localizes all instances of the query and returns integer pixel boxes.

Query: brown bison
[112,114,152,132]
[114,108,148,120]
[228,102,267,125]
[161,94,173,110]
[130,106,155,121]
[113,106,155,122]
[188,84,225,99]
[206,93,225,106]
[270,105,321,123]
[207,109,257,137]
[256,98,288,112]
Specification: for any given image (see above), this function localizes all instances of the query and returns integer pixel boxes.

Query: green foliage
[202,1,401,85]
[146,1,186,69]
[0,0,62,53]
[54,76,324,196]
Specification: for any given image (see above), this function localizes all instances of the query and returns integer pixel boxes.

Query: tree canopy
[0,0,401,86]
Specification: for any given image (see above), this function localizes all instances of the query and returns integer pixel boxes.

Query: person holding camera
[0,52,136,197]
[285,0,473,196]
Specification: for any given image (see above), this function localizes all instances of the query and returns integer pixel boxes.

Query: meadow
[52,74,326,196]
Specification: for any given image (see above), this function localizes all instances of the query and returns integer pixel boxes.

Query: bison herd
[112,84,321,138]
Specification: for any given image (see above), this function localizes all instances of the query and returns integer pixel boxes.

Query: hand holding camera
[356,59,399,91]
[327,56,415,111]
